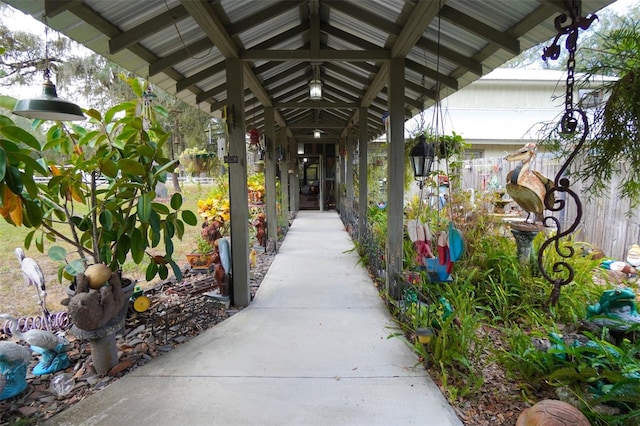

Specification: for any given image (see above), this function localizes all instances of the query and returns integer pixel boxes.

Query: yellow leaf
[8,194,22,226]
[70,186,84,203]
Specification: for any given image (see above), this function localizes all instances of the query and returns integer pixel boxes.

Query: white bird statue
[15,248,50,324]
[0,340,32,400]
[0,314,70,375]
[504,143,554,223]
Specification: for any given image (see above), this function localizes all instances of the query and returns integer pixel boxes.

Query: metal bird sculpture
[0,314,70,375]
[504,143,554,223]
[15,248,50,324]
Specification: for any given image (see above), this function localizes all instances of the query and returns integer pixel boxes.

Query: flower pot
[186,251,217,269]
[66,273,135,299]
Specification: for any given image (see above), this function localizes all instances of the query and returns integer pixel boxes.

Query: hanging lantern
[410,134,435,188]
[314,129,321,139]
[309,78,322,100]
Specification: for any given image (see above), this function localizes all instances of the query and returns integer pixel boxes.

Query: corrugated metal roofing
[2,0,615,141]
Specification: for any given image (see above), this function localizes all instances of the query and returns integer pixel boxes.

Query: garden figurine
[0,341,32,400]
[0,314,70,375]
[504,143,554,224]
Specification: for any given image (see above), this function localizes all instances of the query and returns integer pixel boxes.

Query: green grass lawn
[0,183,213,317]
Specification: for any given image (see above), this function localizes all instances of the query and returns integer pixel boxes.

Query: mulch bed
[0,246,275,426]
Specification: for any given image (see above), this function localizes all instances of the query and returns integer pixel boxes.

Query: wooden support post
[279,131,289,234]
[289,136,299,213]
[386,58,405,300]
[264,107,278,253]
[226,58,250,307]
[358,107,368,246]
[345,128,354,220]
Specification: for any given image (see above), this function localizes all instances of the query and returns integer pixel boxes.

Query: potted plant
[253,159,265,173]
[1,76,199,373]
[0,76,197,305]
[186,219,224,270]
[193,177,230,270]
[247,172,265,204]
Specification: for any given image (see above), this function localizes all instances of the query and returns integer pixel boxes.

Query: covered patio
[5,0,615,306]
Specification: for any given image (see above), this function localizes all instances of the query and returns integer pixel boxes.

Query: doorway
[299,155,322,210]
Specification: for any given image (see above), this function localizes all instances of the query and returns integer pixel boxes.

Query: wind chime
[407,4,464,284]
[247,98,264,160]
[538,0,597,307]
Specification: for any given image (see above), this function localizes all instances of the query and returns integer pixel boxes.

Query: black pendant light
[410,133,435,189]
[13,19,84,121]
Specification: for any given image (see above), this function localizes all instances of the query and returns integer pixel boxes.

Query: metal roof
[3,0,614,142]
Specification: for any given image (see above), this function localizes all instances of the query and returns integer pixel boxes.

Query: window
[578,89,604,109]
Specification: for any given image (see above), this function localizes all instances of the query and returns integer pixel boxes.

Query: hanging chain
[42,15,52,81]
[563,35,577,132]
[538,0,597,307]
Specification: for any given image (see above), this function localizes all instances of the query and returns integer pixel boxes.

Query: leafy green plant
[0,76,197,283]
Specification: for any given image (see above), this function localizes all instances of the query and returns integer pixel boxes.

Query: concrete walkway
[48,211,462,426]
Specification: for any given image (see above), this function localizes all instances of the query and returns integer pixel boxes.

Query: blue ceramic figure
[0,341,32,400]
[0,314,71,376]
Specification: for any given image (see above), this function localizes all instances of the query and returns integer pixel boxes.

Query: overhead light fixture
[13,20,84,121]
[410,134,435,189]
[309,78,322,100]
[13,71,85,121]
[314,129,321,139]
[297,143,304,154]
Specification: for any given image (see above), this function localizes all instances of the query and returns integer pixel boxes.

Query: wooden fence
[459,155,640,261]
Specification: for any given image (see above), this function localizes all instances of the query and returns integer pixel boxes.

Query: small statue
[627,244,640,268]
[0,314,70,376]
[504,143,554,224]
[253,213,266,247]
[67,271,126,331]
[15,248,50,326]
[586,287,640,331]
[0,341,32,400]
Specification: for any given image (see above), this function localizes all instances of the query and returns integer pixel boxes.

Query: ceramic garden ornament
[504,143,554,224]
[0,314,70,376]
[586,287,640,331]
[0,341,32,400]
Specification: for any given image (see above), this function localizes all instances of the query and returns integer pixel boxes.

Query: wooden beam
[109,5,189,54]
[275,101,357,109]
[240,49,390,62]
[44,0,82,17]
[405,59,458,91]
[226,1,301,36]
[439,5,520,55]
[249,23,307,51]
[149,38,214,77]
[181,0,290,131]
[181,0,237,58]
[415,37,483,76]
[175,61,225,93]
[391,0,440,57]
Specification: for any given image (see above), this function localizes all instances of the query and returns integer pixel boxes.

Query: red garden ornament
[248,128,260,152]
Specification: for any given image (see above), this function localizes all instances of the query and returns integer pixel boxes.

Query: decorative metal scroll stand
[538,1,597,307]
